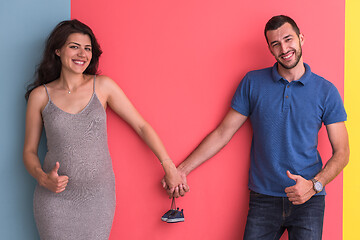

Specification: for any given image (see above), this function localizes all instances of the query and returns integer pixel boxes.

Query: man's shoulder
[247,66,273,77]
[308,71,336,89]
[241,66,273,84]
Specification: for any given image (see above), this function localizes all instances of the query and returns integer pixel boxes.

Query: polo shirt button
[287,85,290,88]
[286,96,289,98]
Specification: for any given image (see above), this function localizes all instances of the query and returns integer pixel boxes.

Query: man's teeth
[283,52,293,59]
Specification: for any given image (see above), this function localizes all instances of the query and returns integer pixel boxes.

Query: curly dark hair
[25,19,102,100]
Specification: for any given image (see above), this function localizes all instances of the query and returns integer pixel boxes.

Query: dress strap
[93,75,96,93]
[43,84,51,101]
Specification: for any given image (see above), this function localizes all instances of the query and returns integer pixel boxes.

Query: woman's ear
[55,49,60,57]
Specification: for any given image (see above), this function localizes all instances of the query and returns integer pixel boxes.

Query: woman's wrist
[160,158,175,173]
[34,167,47,186]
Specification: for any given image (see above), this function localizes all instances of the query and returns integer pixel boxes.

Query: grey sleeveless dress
[34,77,116,240]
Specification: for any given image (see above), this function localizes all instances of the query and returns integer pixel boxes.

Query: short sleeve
[322,84,347,125]
[231,73,251,117]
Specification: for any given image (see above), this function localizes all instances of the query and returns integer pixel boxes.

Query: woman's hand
[39,162,69,193]
[161,159,189,198]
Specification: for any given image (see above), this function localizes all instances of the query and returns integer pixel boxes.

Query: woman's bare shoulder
[29,85,48,100]
[96,75,116,85]
[27,85,49,111]
[95,75,121,92]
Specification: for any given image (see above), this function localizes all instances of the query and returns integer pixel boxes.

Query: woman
[23,19,187,239]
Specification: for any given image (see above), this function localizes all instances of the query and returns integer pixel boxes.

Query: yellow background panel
[344,0,360,239]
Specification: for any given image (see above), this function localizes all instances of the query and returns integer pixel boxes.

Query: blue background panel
[0,1,70,239]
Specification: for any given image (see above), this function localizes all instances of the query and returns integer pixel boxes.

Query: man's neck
[277,60,306,82]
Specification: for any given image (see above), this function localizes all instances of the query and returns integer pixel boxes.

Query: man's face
[266,22,304,70]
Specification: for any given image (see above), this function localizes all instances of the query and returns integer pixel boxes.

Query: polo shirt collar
[271,62,312,85]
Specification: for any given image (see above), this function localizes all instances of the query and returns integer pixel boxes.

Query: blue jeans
[243,191,325,240]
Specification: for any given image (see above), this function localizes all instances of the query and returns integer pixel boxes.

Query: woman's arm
[98,76,188,197]
[23,87,69,193]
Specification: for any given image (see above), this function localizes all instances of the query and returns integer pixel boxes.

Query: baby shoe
[161,209,177,222]
[166,208,184,223]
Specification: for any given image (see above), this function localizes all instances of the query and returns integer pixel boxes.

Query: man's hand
[285,170,315,205]
[40,162,69,193]
[161,166,189,199]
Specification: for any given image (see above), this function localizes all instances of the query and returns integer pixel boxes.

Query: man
[164,15,349,239]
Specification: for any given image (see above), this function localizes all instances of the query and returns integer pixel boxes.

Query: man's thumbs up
[286,170,299,182]
[285,170,314,205]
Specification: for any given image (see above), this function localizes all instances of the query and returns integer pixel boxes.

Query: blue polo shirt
[231,63,347,197]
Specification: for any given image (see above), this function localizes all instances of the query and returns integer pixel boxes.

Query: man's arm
[285,122,350,205]
[177,108,248,177]
[315,122,350,185]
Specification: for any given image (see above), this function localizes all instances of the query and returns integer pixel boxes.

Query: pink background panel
[72,0,344,239]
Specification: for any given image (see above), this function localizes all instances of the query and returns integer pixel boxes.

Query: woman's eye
[70,46,78,49]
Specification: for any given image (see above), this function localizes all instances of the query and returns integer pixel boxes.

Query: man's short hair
[264,15,300,44]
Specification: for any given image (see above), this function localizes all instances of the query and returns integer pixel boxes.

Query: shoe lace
[170,197,176,210]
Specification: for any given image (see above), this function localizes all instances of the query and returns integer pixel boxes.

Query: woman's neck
[58,71,87,93]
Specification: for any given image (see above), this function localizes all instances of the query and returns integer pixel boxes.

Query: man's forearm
[315,122,350,186]
[178,109,248,176]
[314,150,349,186]
[177,129,230,176]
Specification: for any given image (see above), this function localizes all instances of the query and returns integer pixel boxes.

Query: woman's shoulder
[29,85,48,101]
[27,85,49,111]
[96,75,115,85]
[95,75,120,90]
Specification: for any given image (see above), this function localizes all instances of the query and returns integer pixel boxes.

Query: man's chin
[278,60,298,70]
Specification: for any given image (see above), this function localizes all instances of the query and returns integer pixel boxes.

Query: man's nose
[280,43,287,54]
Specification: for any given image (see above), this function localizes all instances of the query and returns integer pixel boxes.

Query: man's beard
[277,47,302,70]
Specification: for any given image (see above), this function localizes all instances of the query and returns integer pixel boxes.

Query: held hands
[162,170,189,199]
[285,170,315,205]
[41,162,69,193]
[161,160,189,198]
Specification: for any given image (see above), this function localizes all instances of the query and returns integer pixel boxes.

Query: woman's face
[55,33,92,75]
